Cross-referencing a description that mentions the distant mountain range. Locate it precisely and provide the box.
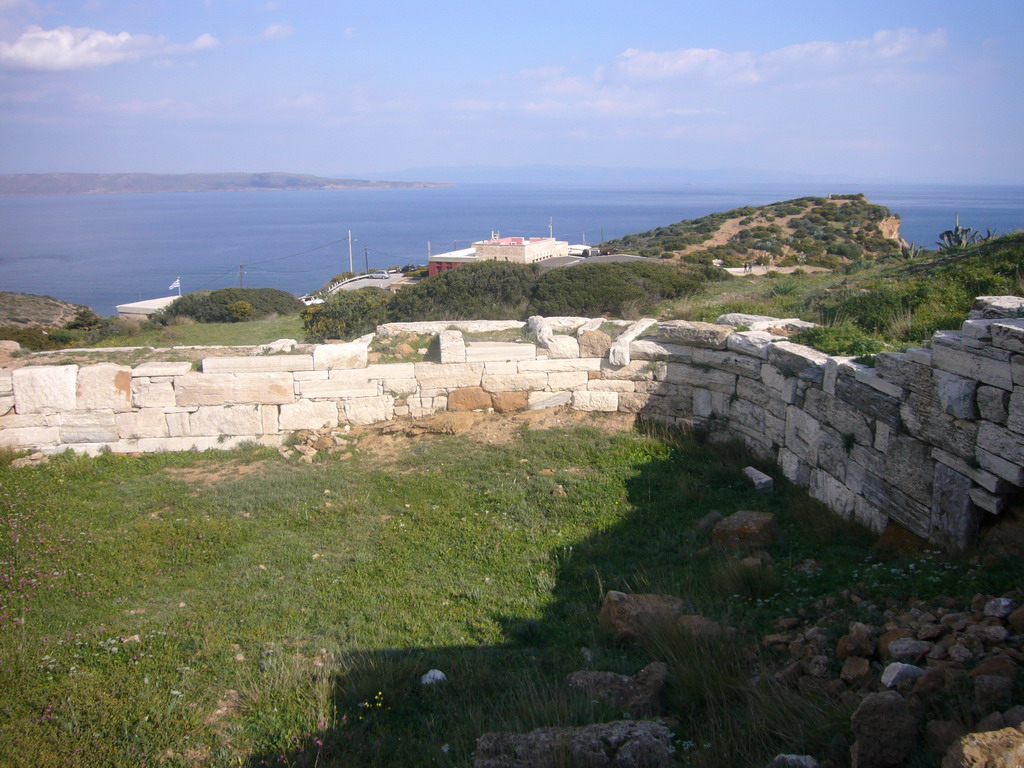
[369,164,891,186]
[0,172,451,195]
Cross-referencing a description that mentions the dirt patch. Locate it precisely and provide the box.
[352,408,635,465]
[165,460,271,489]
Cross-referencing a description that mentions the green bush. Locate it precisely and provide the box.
[389,261,539,321]
[301,287,394,342]
[791,324,886,357]
[159,288,302,324]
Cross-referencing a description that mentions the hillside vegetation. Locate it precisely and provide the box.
[302,260,723,341]
[601,193,901,268]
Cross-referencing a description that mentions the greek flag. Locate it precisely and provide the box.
[169,277,181,290]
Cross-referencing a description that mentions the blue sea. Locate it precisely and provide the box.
[1,183,1022,317]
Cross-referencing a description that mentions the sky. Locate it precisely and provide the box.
[0,0,1022,184]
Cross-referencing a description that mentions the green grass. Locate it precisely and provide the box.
[1,424,1019,767]
[92,314,304,348]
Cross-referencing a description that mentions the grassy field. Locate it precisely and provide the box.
[1,421,1019,767]
[93,315,305,348]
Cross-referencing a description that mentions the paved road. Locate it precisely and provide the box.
[336,273,408,291]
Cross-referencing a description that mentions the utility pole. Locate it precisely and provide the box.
[348,230,353,275]
[364,246,369,274]
[238,264,245,288]
[549,216,553,239]
[427,241,432,260]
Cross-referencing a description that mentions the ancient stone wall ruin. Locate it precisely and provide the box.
[3,298,1024,551]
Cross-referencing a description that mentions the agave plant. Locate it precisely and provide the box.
[899,241,924,261]
[937,215,979,250]
[936,215,994,251]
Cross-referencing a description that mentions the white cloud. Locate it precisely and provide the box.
[260,23,294,41]
[0,25,220,71]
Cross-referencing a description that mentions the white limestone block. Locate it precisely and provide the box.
[76,364,133,412]
[382,378,418,395]
[608,318,658,366]
[542,335,580,359]
[481,372,548,392]
[438,330,466,364]
[725,331,776,360]
[202,355,313,373]
[767,342,830,382]
[313,335,372,370]
[295,380,379,399]
[131,362,193,377]
[116,408,170,439]
[365,363,417,379]
[190,405,262,436]
[414,363,484,389]
[0,395,12,416]
[13,365,78,414]
[61,410,118,443]
[175,372,294,406]
[628,340,694,362]
[518,358,602,373]
[131,378,176,408]
[0,370,13,395]
[587,379,635,392]
[0,426,61,450]
[342,395,394,425]
[547,371,589,390]
[464,342,536,362]
[572,390,618,412]
[528,391,572,410]
[261,405,279,435]
[934,371,978,419]
[279,399,339,431]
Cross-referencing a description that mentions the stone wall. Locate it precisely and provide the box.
[3,298,1024,551]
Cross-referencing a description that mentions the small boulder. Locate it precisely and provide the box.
[838,622,877,659]
[942,726,1024,768]
[881,662,926,688]
[983,598,1017,619]
[878,628,915,660]
[598,591,689,641]
[712,510,780,549]
[841,656,873,688]
[850,691,916,768]
[565,662,668,716]
[886,637,933,663]
[473,720,675,768]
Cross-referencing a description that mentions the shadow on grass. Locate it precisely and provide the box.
[244,422,870,768]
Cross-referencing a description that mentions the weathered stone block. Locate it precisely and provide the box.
[131,378,176,408]
[313,338,370,370]
[779,447,812,486]
[803,388,873,447]
[861,471,932,539]
[692,347,762,378]
[116,408,169,439]
[165,411,190,437]
[13,365,78,414]
[900,393,977,459]
[437,330,466,363]
[990,318,1024,353]
[587,379,635,392]
[61,410,118,443]
[261,405,278,434]
[519,358,602,373]
[835,371,902,426]
[131,362,192,377]
[785,406,821,464]
[725,331,776,360]
[977,385,1010,423]
[761,364,799,403]
[190,404,262,436]
[447,387,492,411]
[767,342,830,382]
[608,318,658,365]
[712,511,780,548]
[481,372,548,393]
[931,447,1011,494]
[874,353,934,396]
[342,395,394,425]
[931,462,982,551]
[598,359,656,380]
[0,371,13,396]
[464,342,536,363]
[853,366,905,398]
[736,377,787,419]
[542,335,580,359]
[809,468,857,519]
[577,330,611,358]
[572,390,618,412]
[656,320,732,349]
[546,371,589,390]
[969,487,1008,514]
[661,362,736,394]
[202,355,313,373]
[617,392,652,413]
[293,379,377,399]
[77,364,133,412]
[932,339,1012,390]
[492,391,528,413]
[414,363,483,389]
[175,372,294,406]
[628,339,694,362]
[528,391,571,410]
[934,371,978,419]
[381,378,418,395]
[0,425,60,449]
[279,399,338,431]
[885,434,934,505]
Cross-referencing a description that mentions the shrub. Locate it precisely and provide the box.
[301,288,394,342]
[529,261,701,317]
[227,301,256,322]
[159,288,302,324]
[791,324,886,357]
[389,261,539,321]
